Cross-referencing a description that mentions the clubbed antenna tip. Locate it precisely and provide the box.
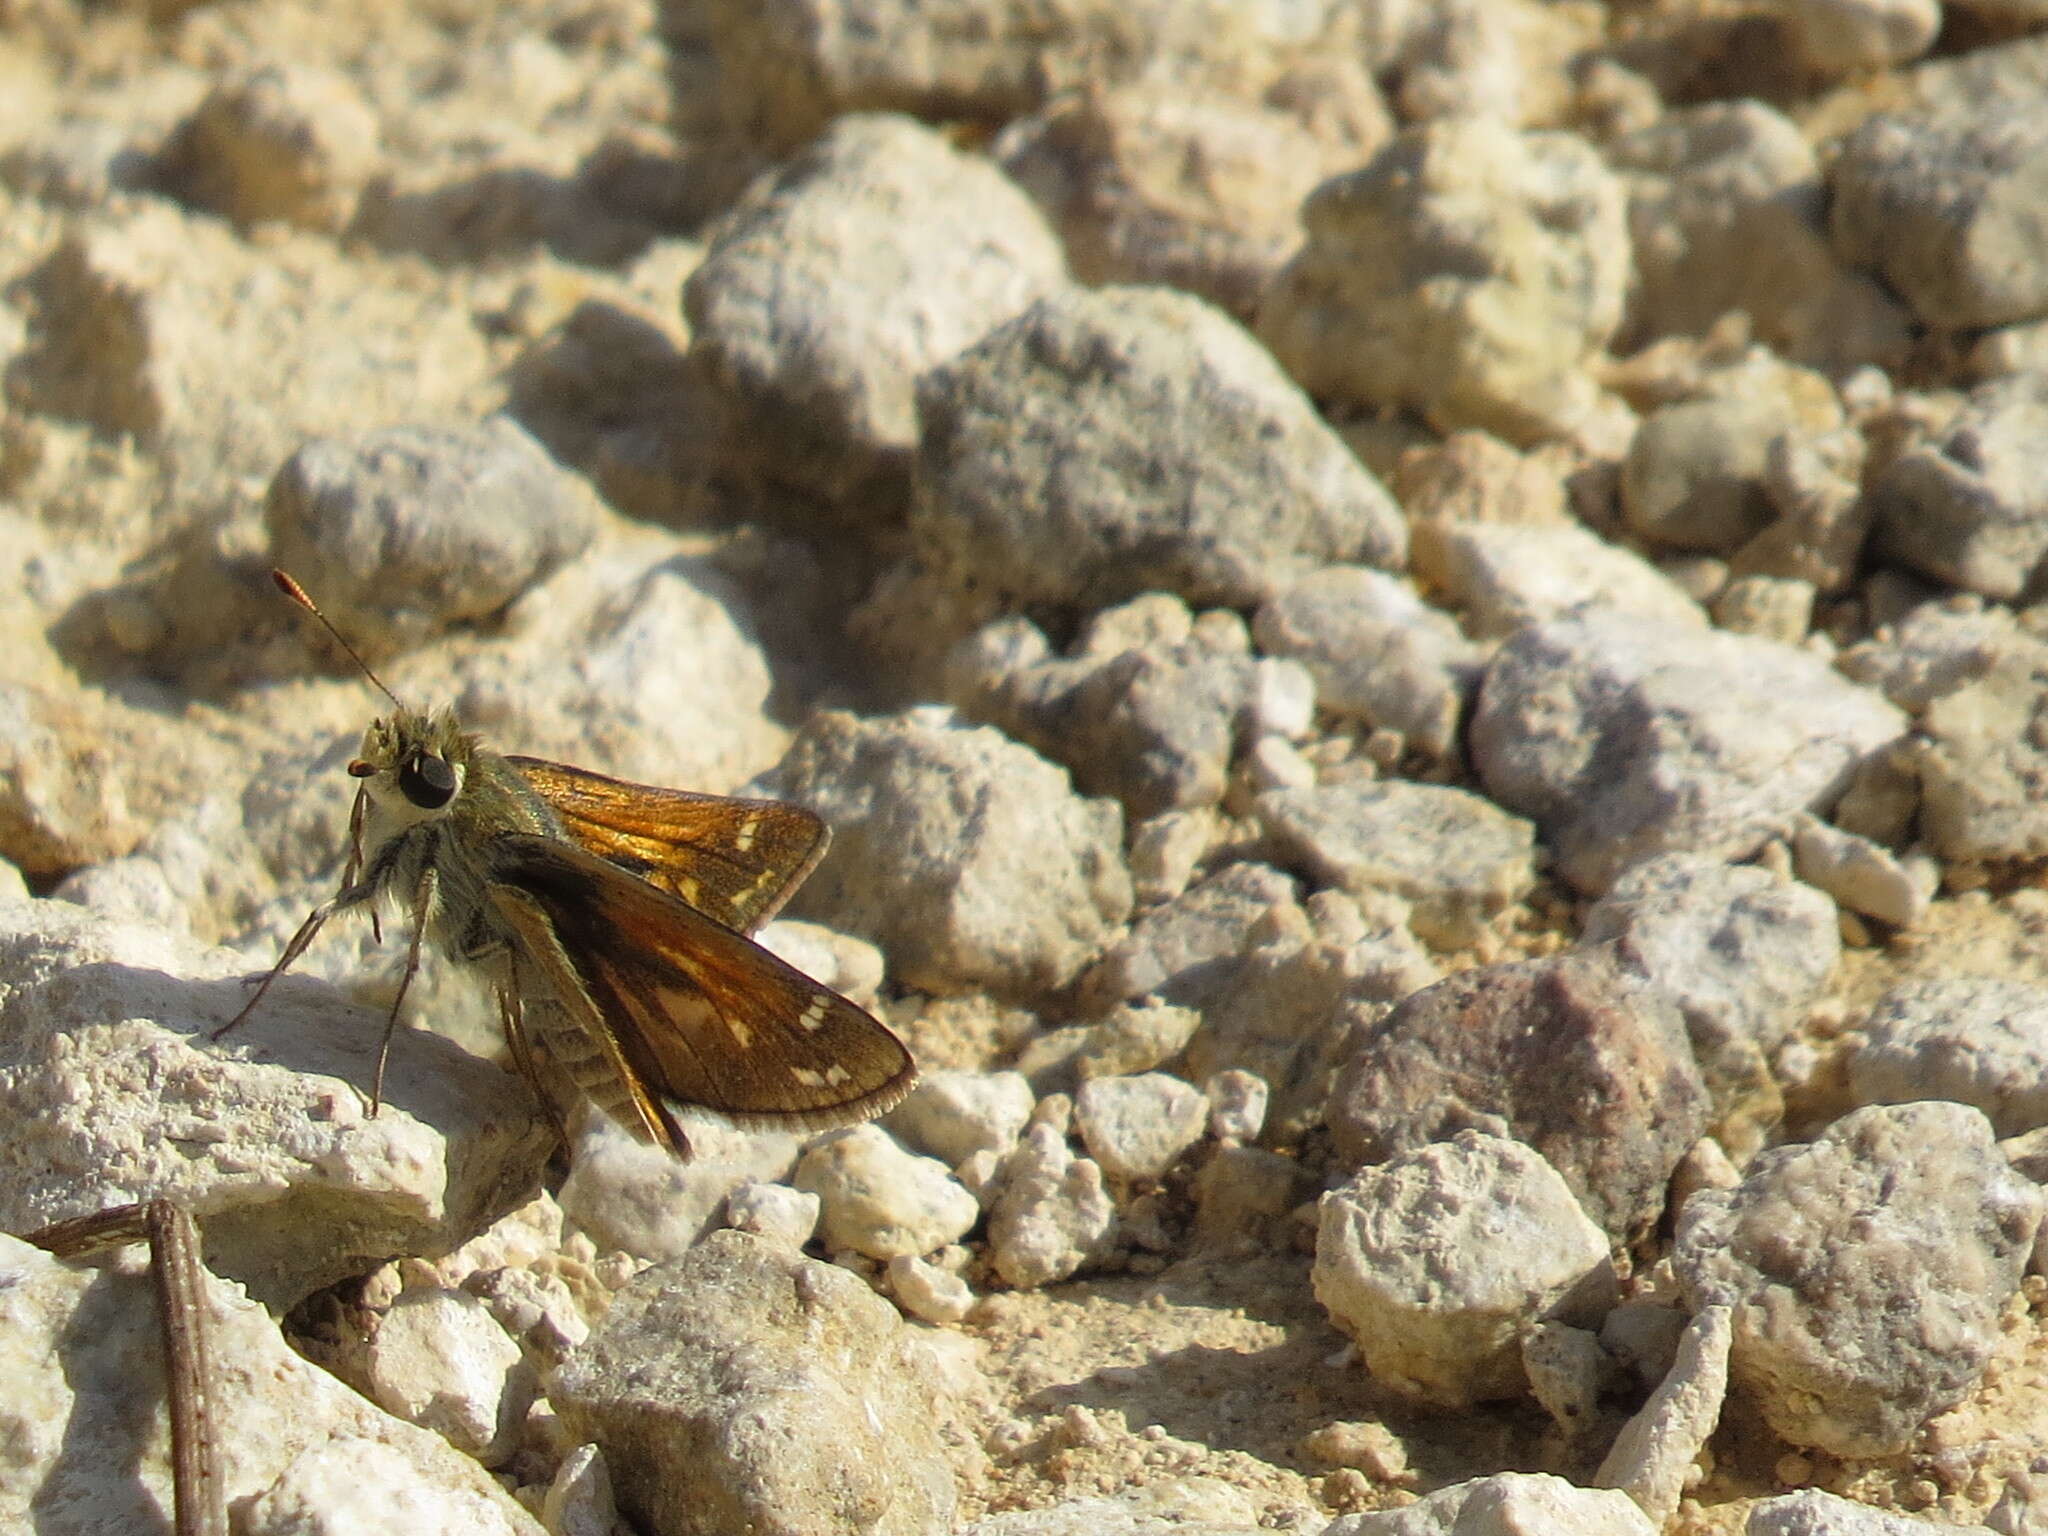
[273,569,317,609]
[270,567,403,710]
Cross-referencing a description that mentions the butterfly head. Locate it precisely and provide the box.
[350,707,474,822]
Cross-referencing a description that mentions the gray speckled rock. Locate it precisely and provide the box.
[1184,891,1438,1146]
[886,1069,1035,1167]
[793,1124,979,1260]
[945,596,1305,819]
[550,1229,955,1536]
[1674,1101,2041,1456]
[724,1181,822,1251]
[133,415,602,692]
[1870,372,2048,601]
[1254,780,1537,949]
[1850,977,2048,1136]
[1073,1072,1209,1183]
[1917,625,2048,861]
[683,113,1065,509]
[762,707,1131,998]
[986,1121,1116,1288]
[1035,999,1204,1089]
[1834,597,2021,715]
[443,529,790,794]
[1411,518,1706,640]
[361,1286,532,1464]
[1746,1489,1985,1535]
[1315,1132,1616,1408]
[1520,1320,1613,1435]
[1321,1471,1655,1536]
[1080,861,1299,1014]
[1582,854,1838,1158]
[1605,99,1908,372]
[1623,395,1794,556]
[1252,567,1479,760]
[995,77,1388,318]
[1124,806,1222,906]
[1831,104,2048,331]
[1471,611,1906,894]
[553,1108,801,1268]
[913,284,1405,613]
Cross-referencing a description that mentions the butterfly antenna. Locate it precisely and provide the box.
[271,569,404,710]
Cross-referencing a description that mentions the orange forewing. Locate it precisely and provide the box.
[508,756,826,934]
[485,833,916,1142]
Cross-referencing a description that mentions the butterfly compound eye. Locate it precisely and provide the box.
[398,752,458,809]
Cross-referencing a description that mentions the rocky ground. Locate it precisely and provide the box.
[6,0,2048,1533]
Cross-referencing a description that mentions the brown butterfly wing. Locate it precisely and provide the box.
[485,832,916,1135]
[486,902,684,1152]
[507,756,826,933]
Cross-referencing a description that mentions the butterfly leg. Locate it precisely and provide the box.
[211,881,376,1041]
[341,785,381,945]
[368,864,437,1118]
[498,979,572,1152]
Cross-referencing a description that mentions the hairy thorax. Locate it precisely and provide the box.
[359,745,562,963]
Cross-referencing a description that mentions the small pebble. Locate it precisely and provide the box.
[887,1253,977,1325]
[725,1181,822,1249]
[1205,1069,1270,1143]
[1073,1072,1211,1183]
[793,1125,980,1261]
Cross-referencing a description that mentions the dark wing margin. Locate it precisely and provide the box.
[484,832,916,1135]
[507,756,828,932]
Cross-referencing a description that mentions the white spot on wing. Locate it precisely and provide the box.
[653,986,718,1035]
[798,998,829,1034]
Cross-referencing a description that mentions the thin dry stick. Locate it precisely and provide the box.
[24,1200,226,1536]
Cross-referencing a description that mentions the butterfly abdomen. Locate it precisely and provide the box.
[516,976,666,1143]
